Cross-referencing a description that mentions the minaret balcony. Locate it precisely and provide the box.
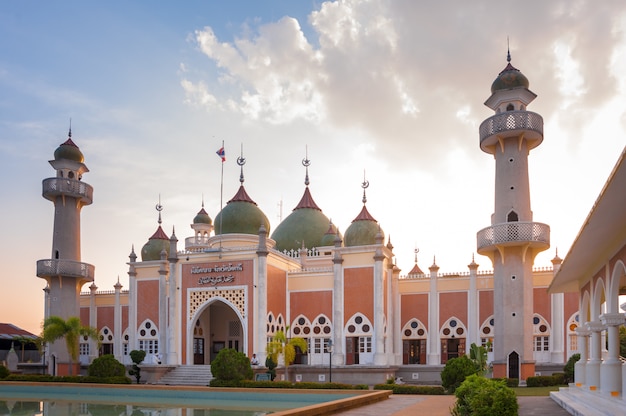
[477,221,550,254]
[37,259,95,281]
[184,236,210,250]
[42,178,93,205]
[479,111,543,153]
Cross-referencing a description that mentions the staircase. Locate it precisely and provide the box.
[155,365,213,386]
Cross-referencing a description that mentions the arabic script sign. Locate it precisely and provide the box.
[191,263,243,286]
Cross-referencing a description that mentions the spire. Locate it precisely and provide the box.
[238,143,246,185]
[507,36,511,63]
[303,145,310,187]
[156,195,163,225]
[361,170,369,205]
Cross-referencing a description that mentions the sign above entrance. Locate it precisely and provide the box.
[191,263,244,286]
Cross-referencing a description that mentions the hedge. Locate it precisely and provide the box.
[374,384,446,395]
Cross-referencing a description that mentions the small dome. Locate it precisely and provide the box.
[319,222,342,247]
[141,226,170,261]
[54,138,84,163]
[193,207,212,225]
[271,188,331,252]
[491,62,529,93]
[344,206,383,247]
[214,186,270,235]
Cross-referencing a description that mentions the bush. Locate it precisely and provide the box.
[88,354,126,378]
[374,384,446,395]
[441,356,478,393]
[265,355,277,381]
[0,365,9,379]
[564,353,580,383]
[526,373,566,387]
[452,374,518,416]
[3,374,130,384]
[210,348,253,381]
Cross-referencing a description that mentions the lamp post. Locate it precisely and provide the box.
[328,339,333,383]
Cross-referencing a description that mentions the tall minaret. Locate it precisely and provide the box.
[476,51,550,384]
[37,128,94,375]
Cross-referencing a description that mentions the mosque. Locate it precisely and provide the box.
[36,54,625,412]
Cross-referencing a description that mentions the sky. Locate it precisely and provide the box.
[1,0,625,335]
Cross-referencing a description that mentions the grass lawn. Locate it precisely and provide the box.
[512,385,564,396]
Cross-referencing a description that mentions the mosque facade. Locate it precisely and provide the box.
[40,58,582,385]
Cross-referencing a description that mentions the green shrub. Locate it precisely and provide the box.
[526,373,566,387]
[441,355,478,393]
[3,374,130,384]
[552,372,565,385]
[452,374,518,416]
[0,365,10,379]
[265,355,277,381]
[210,348,253,381]
[128,349,146,384]
[374,384,445,395]
[564,353,580,383]
[88,354,126,378]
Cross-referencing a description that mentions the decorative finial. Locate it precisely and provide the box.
[237,143,246,184]
[302,145,311,186]
[156,195,163,225]
[201,194,205,208]
[361,170,369,204]
[507,36,511,62]
[68,118,72,139]
[414,247,420,264]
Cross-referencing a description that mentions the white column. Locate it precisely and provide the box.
[467,259,479,351]
[113,280,122,361]
[158,250,168,362]
[167,232,179,365]
[385,260,394,364]
[550,293,565,363]
[127,249,137,360]
[600,313,625,396]
[256,225,269,364]
[585,321,604,390]
[373,245,386,365]
[574,328,590,386]
[391,264,402,365]
[332,237,345,366]
[89,283,98,363]
[427,261,440,364]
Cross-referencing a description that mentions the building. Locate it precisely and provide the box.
[549,147,626,413]
[40,57,581,386]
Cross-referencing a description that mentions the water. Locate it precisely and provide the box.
[0,384,356,415]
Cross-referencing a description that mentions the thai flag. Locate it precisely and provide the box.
[216,147,225,162]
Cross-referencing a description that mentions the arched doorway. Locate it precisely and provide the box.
[190,298,245,365]
[508,351,519,379]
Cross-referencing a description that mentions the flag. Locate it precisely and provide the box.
[216,147,225,162]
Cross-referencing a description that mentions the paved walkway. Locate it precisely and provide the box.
[332,395,571,415]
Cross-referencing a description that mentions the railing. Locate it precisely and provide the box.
[37,259,95,280]
[477,221,550,251]
[479,111,543,144]
[42,177,93,204]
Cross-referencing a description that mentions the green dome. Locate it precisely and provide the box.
[344,206,383,247]
[54,138,84,163]
[141,226,170,261]
[193,207,212,225]
[271,188,331,252]
[320,223,342,247]
[491,62,529,93]
[214,186,270,235]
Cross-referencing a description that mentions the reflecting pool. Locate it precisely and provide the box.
[0,383,364,415]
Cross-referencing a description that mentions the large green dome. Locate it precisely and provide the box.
[214,186,270,235]
[271,187,331,252]
[344,206,383,247]
[491,62,529,93]
[54,138,84,163]
[141,226,170,261]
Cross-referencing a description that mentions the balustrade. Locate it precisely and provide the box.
[36,259,95,280]
[477,221,550,251]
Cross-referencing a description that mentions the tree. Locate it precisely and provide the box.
[469,342,490,375]
[266,327,308,382]
[41,315,99,375]
[128,350,147,384]
[441,355,479,393]
[210,348,253,381]
[11,335,39,362]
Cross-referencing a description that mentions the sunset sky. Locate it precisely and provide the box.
[1,1,625,335]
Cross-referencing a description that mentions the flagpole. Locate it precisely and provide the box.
[219,139,224,258]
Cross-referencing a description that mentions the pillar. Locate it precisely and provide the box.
[600,313,625,396]
[585,321,604,391]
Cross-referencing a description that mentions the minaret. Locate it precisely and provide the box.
[476,51,550,384]
[37,128,94,375]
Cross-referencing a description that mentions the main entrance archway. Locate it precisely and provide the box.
[188,297,246,365]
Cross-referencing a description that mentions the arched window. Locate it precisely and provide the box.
[137,319,159,355]
[506,103,514,111]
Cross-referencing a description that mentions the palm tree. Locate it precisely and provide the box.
[266,327,307,382]
[42,316,99,375]
[11,335,39,362]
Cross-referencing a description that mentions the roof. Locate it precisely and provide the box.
[0,323,38,340]
[548,147,626,293]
